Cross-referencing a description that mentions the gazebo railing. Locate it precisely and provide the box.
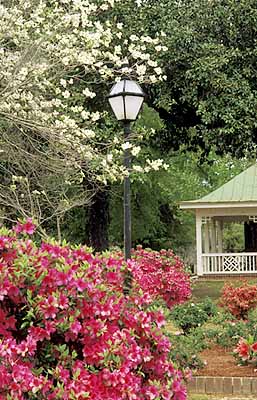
[202,253,257,274]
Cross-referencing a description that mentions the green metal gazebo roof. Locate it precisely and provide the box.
[181,163,257,208]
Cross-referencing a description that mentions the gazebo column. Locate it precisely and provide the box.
[217,220,223,253]
[196,213,203,275]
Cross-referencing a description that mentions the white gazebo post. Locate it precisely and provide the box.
[196,212,203,275]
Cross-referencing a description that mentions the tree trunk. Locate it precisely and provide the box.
[244,221,257,251]
[87,188,109,252]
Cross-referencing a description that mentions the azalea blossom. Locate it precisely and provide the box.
[0,222,189,399]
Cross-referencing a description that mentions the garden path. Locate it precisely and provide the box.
[195,344,256,377]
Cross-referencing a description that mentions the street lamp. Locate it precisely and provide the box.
[108,77,144,264]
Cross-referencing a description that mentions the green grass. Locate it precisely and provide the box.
[192,278,257,302]
[191,280,225,302]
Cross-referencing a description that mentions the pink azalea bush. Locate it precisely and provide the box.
[131,246,191,309]
[0,221,191,399]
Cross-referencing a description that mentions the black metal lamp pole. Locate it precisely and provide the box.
[123,121,133,295]
[123,121,132,261]
[107,75,144,294]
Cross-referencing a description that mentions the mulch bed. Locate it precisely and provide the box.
[194,344,257,377]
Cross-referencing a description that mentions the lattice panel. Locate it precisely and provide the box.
[249,216,257,223]
[201,216,211,224]
[223,256,240,272]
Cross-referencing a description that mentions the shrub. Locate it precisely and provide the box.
[131,246,191,309]
[216,320,250,348]
[200,297,217,317]
[220,282,257,319]
[205,310,255,348]
[247,307,257,333]
[168,328,207,371]
[170,302,209,334]
[0,221,188,400]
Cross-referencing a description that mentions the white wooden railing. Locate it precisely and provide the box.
[202,253,257,274]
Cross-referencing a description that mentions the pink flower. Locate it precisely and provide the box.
[234,338,251,360]
[252,342,257,352]
[22,218,36,234]
[70,321,82,335]
[172,379,187,400]
[144,384,159,399]
[59,293,69,309]
[13,218,36,235]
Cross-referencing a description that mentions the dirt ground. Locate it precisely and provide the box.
[194,344,257,377]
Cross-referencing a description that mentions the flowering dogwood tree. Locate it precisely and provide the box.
[0,220,189,399]
[0,0,167,230]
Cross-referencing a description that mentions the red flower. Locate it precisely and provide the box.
[252,342,257,352]
[235,338,250,360]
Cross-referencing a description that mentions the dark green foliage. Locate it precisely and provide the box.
[56,207,88,245]
[200,297,218,317]
[132,0,257,158]
[216,320,250,348]
[244,308,257,340]
[170,299,217,333]
[169,328,206,370]
[205,311,252,348]
[223,223,245,252]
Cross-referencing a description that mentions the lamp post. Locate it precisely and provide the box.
[108,77,144,265]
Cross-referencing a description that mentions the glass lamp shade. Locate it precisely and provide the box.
[108,79,144,121]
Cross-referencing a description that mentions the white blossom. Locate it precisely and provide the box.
[91,111,100,121]
[62,90,70,98]
[81,129,95,138]
[81,110,90,120]
[155,45,162,52]
[121,142,132,151]
[131,146,141,156]
[133,165,143,172]
[60,79,67,87]
[154,67,162,75]
[82,88,96,98]
[136,65,147,76]
[0,0,168,226]
[130,34,139,42]
[149,75,158,83]
[148,60,158,67]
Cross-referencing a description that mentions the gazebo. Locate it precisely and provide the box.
[180,163,257,276]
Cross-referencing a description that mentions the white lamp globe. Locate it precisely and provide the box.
[108,78,144,121]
